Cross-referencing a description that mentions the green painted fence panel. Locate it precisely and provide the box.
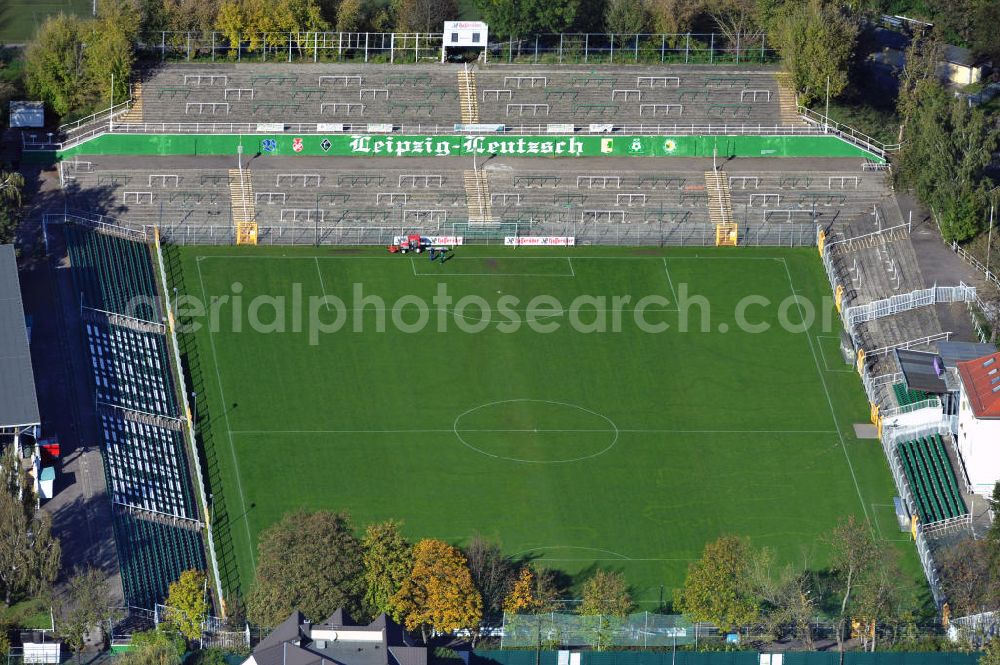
[472,652,979,665]
[58,133,881,161]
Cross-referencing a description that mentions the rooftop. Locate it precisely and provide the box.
[0,245,40,430]
[957,352,1000,420]
[247,609,425,665]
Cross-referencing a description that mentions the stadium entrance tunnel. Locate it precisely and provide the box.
[452,399,619,463]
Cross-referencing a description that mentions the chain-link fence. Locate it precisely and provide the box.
[501,612,698,649]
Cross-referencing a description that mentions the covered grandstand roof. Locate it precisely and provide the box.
[938,341,998,368]
[0,245,39,429]
[894,349,947,394]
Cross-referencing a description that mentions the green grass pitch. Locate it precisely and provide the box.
[0,0,93,42]
[168,245,923,606]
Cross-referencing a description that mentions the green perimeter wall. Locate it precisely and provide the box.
[55,133,881,160]
[471,651,978,665]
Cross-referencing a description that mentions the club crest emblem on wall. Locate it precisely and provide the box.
[292,138,304,153]
[321,138,332,152]
[261,139,277,153]
[663,139,677,154]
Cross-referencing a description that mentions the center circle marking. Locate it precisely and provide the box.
[452,399,619,463]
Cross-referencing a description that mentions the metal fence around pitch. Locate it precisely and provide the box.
[146,221,818,247]
[138,31,776,65]
[500,612,698,649]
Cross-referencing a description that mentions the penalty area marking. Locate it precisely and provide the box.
[511,545,694,563]
[410,256,576,277]
[780,258,869,524]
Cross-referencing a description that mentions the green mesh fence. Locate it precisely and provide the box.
[501,612,697,649]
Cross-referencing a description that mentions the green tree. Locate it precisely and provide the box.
[335,0,365,31]
[390,539,482,643]
[477,0,579,38]
[86,3,137,106]
[675,535,765,631]
[396,0,455,32]
[55,567,117,661]
[0,450,60,604]
[25,14,90,117]
[164,570,209,642]
[770,0,858,105]
[0,170,25,245]
[894,82,997,242]
[120,630,185,665]
[246,510,365,627]
[579,570,632,617]
[982,639,1000,665]
[361,520,412,619]
[603,0,648,34]
[577,569,632,650]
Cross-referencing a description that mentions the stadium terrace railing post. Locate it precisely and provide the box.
[709,33,714,63]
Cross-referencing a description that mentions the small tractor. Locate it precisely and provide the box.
[388,234,427,253]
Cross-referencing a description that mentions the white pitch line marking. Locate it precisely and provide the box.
[780,258,869,523]
[196,260,257,571]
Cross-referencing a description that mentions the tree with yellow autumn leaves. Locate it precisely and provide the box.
[390,539,483,642]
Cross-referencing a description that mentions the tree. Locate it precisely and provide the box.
[164,570,209,642]
[647,0,704,35]
[675,535,764,631]
[335,0,365,31]
[25,14,90,117]
[362,520,412,620]
[390,539,482,642]
[604,0,648,34]
[0,451,60,604]
[130,628,186,658]
[577,570,632,651]
[503,567,543,614]
[705,0,761,56]
[769,0,858,105]
[579,570,632,617]
[464,535,516,620]
[55,567,117,661]
[0,170,25,245]
[86,5,137,107]
[477,0,579,39]
[827,516,904,653]
[119,630,185,665]
[939,539,999,617]
[397,0,455,32]
[894,82,998,242]
[759,567,816,646]
[982,639,1000,665]
[246,510,365,627]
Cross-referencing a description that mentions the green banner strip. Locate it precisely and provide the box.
[56,133,882,161]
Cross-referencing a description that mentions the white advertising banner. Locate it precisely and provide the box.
[504,236,576,246]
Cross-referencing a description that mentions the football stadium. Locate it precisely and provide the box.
[30,34,988,619]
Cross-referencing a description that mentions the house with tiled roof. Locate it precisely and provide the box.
[956,352,1000,494]
[243,609,426,665]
